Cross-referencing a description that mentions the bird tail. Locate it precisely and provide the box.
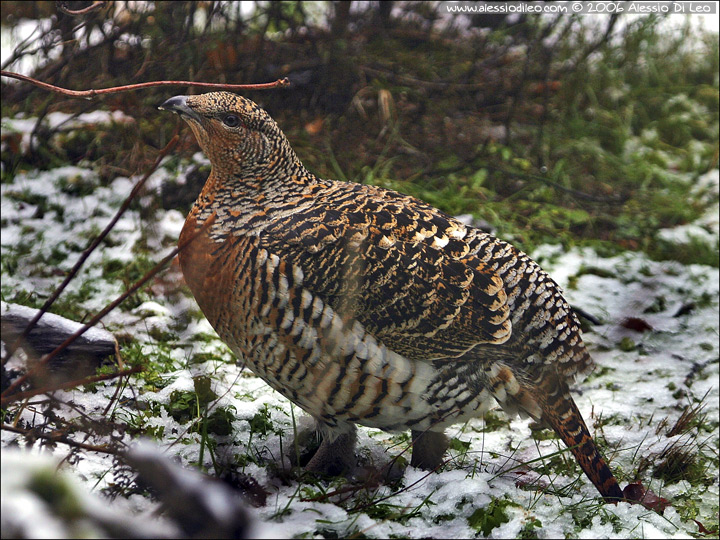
[538,377,624,501]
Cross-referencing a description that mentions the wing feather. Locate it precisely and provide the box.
[258,182,511,361]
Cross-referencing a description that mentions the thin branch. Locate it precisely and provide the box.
[347,465,443,513]
[101,341,127,417]
[1,20,58,71]
[56,1,107,16]
[1,215,217,404]
[2,366,144,405]
[2,134,180,366]
[0,70,290,99]
[483,164,626,204]
[1,423,121,455]
[556,15,619,75]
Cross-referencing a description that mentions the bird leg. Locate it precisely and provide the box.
[304,427,357,476]
[410,429,449,470]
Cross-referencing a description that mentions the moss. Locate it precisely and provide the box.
[619,337,636,352]
[28,469,84,519]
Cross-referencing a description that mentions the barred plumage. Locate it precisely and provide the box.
[160,92,623,500]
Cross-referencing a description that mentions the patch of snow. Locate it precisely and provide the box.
[2,111,134,155]
[1,301,115,343]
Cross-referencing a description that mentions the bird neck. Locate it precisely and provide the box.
[191,157,323,236]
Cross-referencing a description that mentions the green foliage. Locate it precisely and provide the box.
[477,411,511,432]
[120,340,180,392]
[248,406,275,437]
[166,390,198,424]
[448,437,471,453]
[618,337,637,352]
[193,375,217,405]
[467,497,519,535]
[363,495,436,524]
[530,427,558,442]
[204,407,236,437]
[519,517,543,539]
[649,237,720,267]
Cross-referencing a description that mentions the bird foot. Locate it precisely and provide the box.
[304,430,357,477]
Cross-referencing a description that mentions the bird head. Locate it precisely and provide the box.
[159,92,292,174]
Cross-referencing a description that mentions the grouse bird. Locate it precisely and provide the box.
[160,92,623,501]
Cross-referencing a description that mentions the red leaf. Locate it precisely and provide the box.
[622,482,671,513]
[693,519,718,535]
[621,317,653,332]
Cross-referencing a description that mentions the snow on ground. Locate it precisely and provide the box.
[1,113,718,538]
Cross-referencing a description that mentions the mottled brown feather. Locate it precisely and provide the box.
[161,91,623,501]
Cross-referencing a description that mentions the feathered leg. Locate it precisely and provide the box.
[305,425,357,476]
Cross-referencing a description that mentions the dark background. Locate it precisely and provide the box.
[2,1,718,263]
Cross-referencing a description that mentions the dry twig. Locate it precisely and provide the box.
[1,70,290,99]
[55,1,107,16]
[2,365,143,404]
[2,422,121,455]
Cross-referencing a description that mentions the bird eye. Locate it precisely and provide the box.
[223,114,240,127]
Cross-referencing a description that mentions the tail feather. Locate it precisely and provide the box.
[539,380,623,501]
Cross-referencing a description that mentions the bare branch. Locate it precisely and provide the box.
[1,366,143,405]
[56,1,107,16]
[0,70,290,99]
[1,423,121,455]
[556,15,619,74]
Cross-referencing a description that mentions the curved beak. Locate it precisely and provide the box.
[158,95,201,123]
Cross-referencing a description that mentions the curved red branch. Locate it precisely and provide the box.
[0,70,290,99]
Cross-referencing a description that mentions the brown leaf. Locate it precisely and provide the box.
[693,519,717,536]
[621,317,653,332]
[528,81,561,94]
[304,117,324,135]
[622,482,671,513]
